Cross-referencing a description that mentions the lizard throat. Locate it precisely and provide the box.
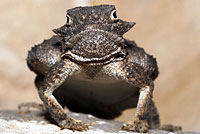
[63,47,124,65]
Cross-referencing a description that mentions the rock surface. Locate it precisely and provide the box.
[0,110,198,134]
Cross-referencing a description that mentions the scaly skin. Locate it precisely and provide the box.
[24,4,180,132]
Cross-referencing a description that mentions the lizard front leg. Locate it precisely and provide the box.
[103,61,154,133]
[121,84,153,132]
[38,58,88,131]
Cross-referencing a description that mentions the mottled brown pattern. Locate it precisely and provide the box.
[26,5,180,132]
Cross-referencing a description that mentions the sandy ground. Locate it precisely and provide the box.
[0,0,199,131]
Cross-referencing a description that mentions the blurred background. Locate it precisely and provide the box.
[0,0,199,131]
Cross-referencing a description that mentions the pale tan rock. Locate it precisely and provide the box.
[0,110,190,134]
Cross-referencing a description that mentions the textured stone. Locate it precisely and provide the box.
[0,110,198,134]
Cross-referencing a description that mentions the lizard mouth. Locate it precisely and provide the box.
[63,28,125,65]
[63,46,125,65]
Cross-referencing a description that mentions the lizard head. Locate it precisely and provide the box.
[53,5,135,65]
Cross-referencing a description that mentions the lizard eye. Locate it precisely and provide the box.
[66,14,72,25]
[110,9,118,22]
